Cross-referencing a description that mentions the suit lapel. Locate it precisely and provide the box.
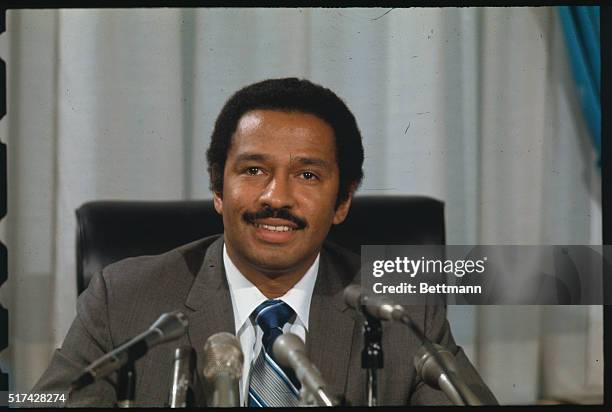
[306,248,357,398]
[183,236,235,373]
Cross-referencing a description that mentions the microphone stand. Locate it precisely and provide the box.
[361,310,383,407]
[116,361,136,408]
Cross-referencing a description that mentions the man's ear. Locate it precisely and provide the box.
[332,184,357,225]
[213,191,223,215]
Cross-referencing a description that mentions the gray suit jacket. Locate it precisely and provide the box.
[30,235,497,406]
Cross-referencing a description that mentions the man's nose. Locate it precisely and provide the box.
[258,175,295,209]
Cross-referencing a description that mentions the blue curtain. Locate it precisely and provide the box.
[558,6,601,168]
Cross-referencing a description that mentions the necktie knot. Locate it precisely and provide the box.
[252,300,295,335]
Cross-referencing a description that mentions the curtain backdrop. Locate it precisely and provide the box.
[0,7,602,404]
[558,6,600,164]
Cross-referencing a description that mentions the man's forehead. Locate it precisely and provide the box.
[230,110,336,155]
[235,110,264,132]
[235,109,332,133]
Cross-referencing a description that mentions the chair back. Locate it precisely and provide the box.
[76,196,445,294]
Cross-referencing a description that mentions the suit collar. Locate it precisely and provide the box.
[223,243,320,334]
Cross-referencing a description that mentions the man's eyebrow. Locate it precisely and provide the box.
[234,153,270,163]
[234,153,331,168]
[290,156,331,168]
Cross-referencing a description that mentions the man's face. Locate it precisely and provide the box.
[213,109,352,276]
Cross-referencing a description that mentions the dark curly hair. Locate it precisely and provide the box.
[206,78,364,206]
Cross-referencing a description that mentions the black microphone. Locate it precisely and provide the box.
[344,285,484,406]
[201,332,243,407]
[344,284,407,321]
[344,284,432,343]
[168,346,195,408]
[272,333,336,407]
[71,311,189,391]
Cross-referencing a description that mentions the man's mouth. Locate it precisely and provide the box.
[253,223,296,232]
[247,218,302,244]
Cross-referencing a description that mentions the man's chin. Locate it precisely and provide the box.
[249,257,303,275]
[246,250,317,276]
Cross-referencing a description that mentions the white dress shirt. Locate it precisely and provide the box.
[222,243,320,406]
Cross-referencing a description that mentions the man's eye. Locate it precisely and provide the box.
[301,172,318,180]
[245,167,262,175]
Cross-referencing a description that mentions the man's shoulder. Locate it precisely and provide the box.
[77,235,223,343]
[107,234,220,267]
[94,234,222,305]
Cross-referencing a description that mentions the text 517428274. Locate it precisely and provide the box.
[5,391,67,407]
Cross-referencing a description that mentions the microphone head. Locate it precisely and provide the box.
[343,285,399,321]
[368,297,399,321]
[272,333,305,368]
[202,332,243,380]
[149,311,189,344]
[414,343,457,389]
[343,284,363,309]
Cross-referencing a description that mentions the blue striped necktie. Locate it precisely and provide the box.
[248,300,301,407]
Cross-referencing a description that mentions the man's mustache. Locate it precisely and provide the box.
[242,207,307,230]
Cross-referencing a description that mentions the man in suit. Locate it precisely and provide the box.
[29,78,497,406]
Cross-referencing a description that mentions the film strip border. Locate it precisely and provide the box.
[0,8,7,393]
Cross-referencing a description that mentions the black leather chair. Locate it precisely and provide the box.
[75,196,445,295]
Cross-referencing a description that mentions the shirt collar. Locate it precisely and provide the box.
[223,243,319,334]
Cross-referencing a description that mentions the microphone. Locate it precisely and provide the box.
[344,284,407,322]
[344,285,484,406]
[71,311,189,391]
[344,284,431,343]
[202,332,243,407]
[168,346,195,408]
[414,344,482,405]
[272,333,336,407]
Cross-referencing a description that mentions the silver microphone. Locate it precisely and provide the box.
[415,343,463,404]
[272,333,336,407]
[168,346,195,408]
[414,342,483,405]
[202,332,243,407]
